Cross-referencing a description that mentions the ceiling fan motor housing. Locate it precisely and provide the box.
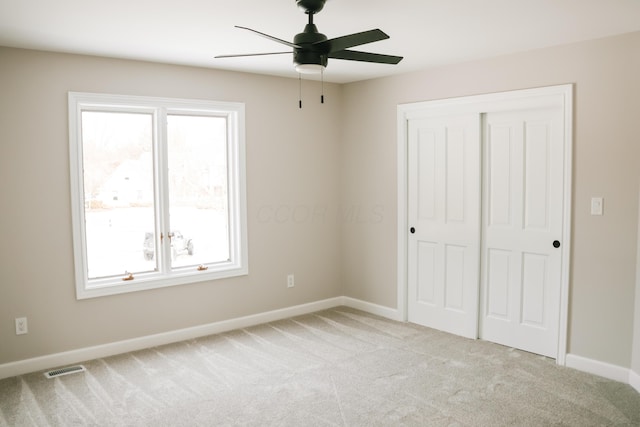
[296,0,326,14]
[293,24,328,67]
[293,49,327,68]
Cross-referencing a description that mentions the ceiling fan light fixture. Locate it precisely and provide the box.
[295,63,325,74]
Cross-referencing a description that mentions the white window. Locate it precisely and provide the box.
[68,92,247,299]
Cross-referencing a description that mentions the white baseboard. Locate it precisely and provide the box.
[630,369,640,393]
[0,297,347,380]
[0,297,402,381]
[565,353,630,383]
[9,298,636,393]
[342,296,402,321]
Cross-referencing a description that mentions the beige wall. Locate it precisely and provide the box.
[341,32,640,368]
[2,31,640,372]
[0,47,343,364]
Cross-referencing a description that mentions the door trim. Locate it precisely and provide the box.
[397,84,573,365]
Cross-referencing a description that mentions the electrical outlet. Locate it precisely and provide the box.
[15,317,28,335]
[287,274,295,288]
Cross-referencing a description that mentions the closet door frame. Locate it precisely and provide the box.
[397,84,573,365]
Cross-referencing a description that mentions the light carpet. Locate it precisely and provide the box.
[1,307,639,426]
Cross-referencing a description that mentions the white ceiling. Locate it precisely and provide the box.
[2,0,640,84]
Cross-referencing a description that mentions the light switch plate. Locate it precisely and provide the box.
[591,197,603,216]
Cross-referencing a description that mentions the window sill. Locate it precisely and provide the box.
[76,264,248,300]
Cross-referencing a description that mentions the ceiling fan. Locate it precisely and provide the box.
[215,0,403,74]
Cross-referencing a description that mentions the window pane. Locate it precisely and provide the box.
[81,111,156,279]
[167,114,230,268]
[70,93,247,299]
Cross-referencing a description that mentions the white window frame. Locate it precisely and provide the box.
[68,92,248,299]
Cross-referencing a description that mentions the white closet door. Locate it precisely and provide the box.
[480,107,564,358]
[407,114,481,339]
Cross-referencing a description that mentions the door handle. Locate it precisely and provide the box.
[553,240,561,248]
[410,227,416,234]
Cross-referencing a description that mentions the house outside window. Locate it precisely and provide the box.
[68,92,247,299]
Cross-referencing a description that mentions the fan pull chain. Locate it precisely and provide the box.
[321,67,325,104]
[298,73,302,109]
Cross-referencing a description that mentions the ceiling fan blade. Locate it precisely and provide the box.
[314,29,389,53]
[235,26,301,49]
[215,51,292,59]
[328,49,403,64]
